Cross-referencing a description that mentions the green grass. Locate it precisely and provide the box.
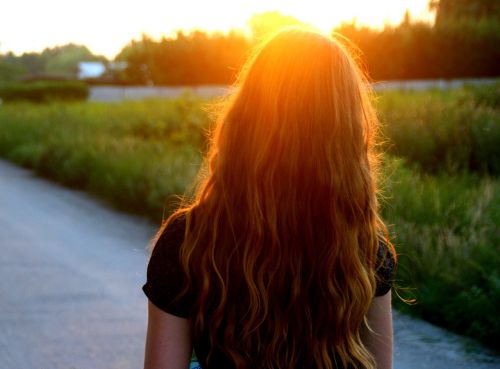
[0,89,498,350]
[0,97,209,218]
[377,83,500,175]
[382,158,499,347]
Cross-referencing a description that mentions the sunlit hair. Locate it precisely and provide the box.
[162,27,395,369]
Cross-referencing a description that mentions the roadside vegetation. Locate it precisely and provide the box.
[0,80,89,103]
[0,86,498,350]
[377,83,500,175]
[0,97,207,217]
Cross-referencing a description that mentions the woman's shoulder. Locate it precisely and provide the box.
[146,213,188,281]
[153,213,188,253]
[374,237,397,297]
[143,212,191,318]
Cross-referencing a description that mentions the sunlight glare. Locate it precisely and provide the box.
[0,0,432,57]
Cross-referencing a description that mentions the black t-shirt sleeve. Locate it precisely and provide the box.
[374,238,397,297]
[142,216,192,318]
[143,217,396,314]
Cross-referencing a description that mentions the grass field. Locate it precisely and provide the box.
[382,159,499,346]
[0,87,498,349]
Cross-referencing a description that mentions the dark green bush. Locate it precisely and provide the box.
[0,80,89,103]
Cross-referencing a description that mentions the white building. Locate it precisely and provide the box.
[77,62,106,79]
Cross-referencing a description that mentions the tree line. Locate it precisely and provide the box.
[1,0,499,85]
[0,44,105,83]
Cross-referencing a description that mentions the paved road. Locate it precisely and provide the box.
[88,78,499,102]
[0,159,498,369]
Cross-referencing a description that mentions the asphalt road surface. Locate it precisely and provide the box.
[0,159,498,369]
[88,78,499,102]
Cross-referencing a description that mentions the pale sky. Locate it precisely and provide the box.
[1,0,433,59]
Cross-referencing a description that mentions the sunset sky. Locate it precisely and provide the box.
[1,0,433,59]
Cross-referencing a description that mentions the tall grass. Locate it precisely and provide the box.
[377,83,500,175]
[0,97,208,218]
[0,88,498,349]
[382,158,499,347]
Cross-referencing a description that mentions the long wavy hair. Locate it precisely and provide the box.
[162,27,394,369]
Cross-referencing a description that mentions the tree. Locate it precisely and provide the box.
[116,31,249,86]
[0,44,106,82]
[429,0,500,24]
[42,44,104,77]
[0,52,26,82]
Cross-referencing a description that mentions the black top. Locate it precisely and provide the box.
[142,216,396,368]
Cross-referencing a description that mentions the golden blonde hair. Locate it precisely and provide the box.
[163,27,394,369]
